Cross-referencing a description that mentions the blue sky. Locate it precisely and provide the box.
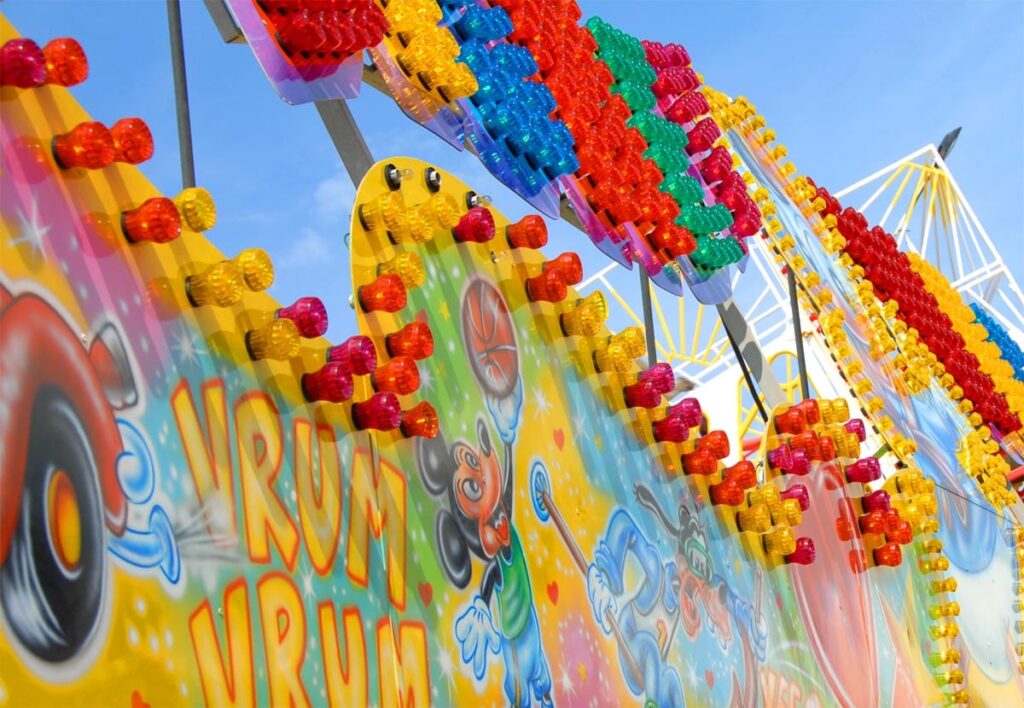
[5,0,1022,342]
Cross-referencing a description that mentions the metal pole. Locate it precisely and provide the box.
[167,0,197,188]
[638,269,657,365]
[787,268,810,400]
[315,100,375,184]
[724,318,768,422]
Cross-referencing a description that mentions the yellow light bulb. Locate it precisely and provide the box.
[928,648,961,667]
[928,577,957,595]
[921,538,943,554]
[231,248,274,291]
[419,192,461,229]
[771,498,802,527]
[562,292,608,337]
[737,504,772,533]
[379,252,426,290]
[361,191,407,233]
[174,187,217,231]
[919,556,950,574]
[186,261,245,308]
[748,485,780,509]
[928,622,959,640]
[936,669,964,687]
[928,601,960,620]
[246,319,300,361]
[763,527,796,555]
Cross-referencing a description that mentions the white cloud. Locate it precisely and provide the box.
[313,172,356,226]
[278,227,335,269]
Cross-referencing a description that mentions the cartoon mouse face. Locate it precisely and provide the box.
[418,418,511,589]
[452,422,510,557]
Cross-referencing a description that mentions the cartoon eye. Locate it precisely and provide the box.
[460,477,483,502]
[463,450,480,470]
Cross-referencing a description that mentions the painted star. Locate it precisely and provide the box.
[558,663,575,696]
[11,198,52,258]
[532,386,553,419]
[594,435,604,452]
[171,326,206,366]
[572,413,590,443]
[438,301,451,321]
[301,566,316,605]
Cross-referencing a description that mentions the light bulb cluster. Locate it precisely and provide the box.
[718,97,988,699]
[1,37,88,88]
[381,0,477,102]
[52,117,154,170]
[254,0,388,67]
[809,181,1020,436]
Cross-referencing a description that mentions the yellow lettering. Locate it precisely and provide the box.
[172,379,235,532]
[346,449,407,610]
[236,392,299,569]
[257,573,310,708]
[189,579,254,707]
[295,419,343,575]
[319,604,368,706]
[376,619,430,708]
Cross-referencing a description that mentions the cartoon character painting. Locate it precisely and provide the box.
[417,278,554,706]
[583,484,767,706]
[0,282,182,675]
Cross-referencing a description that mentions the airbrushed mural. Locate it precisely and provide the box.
[1,14,1022,708]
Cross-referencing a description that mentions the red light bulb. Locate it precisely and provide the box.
[52,121,115,169]
[781,484,810,511]
[400,402,439,439]
[789,431,822,461]
[665,398,702,428]
[709,478,744,506]
[788,449,810,475]
[767,444,792,471]
[888,519,913,545]
[453,207,496,243]
[623,380,661,409]
[327,335,377,375]
[359,274,407,313]
[724,461,757,489]
[386,322,434,360]
[696,430,729,459]
[525,268,568,303]
[844,418,866,442]
[859,510,887,535]
[652,415,689,443]
[873,542,902,568]
[543,252,583,285]
[1,38,46,88]
[638,363,674,395]
[845,457,881,484]
[43,38,88,87]
[372,356,420,396]
[301,363,353,403]
[861,490,891,513]
[506,215,548,249]
[110,117,154,165]
[792,399,821,425]
[785,537,816,565]
[121,197,182,244]
[775,407,807,435]
[351,392,401,431]
[277,297,328,338]
[682,449,717,476]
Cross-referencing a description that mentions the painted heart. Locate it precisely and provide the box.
[130,690,150,708]
[553,428,565,451]
[547,581,559,605]
[418,581,433,607]
[704,670,715,689]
